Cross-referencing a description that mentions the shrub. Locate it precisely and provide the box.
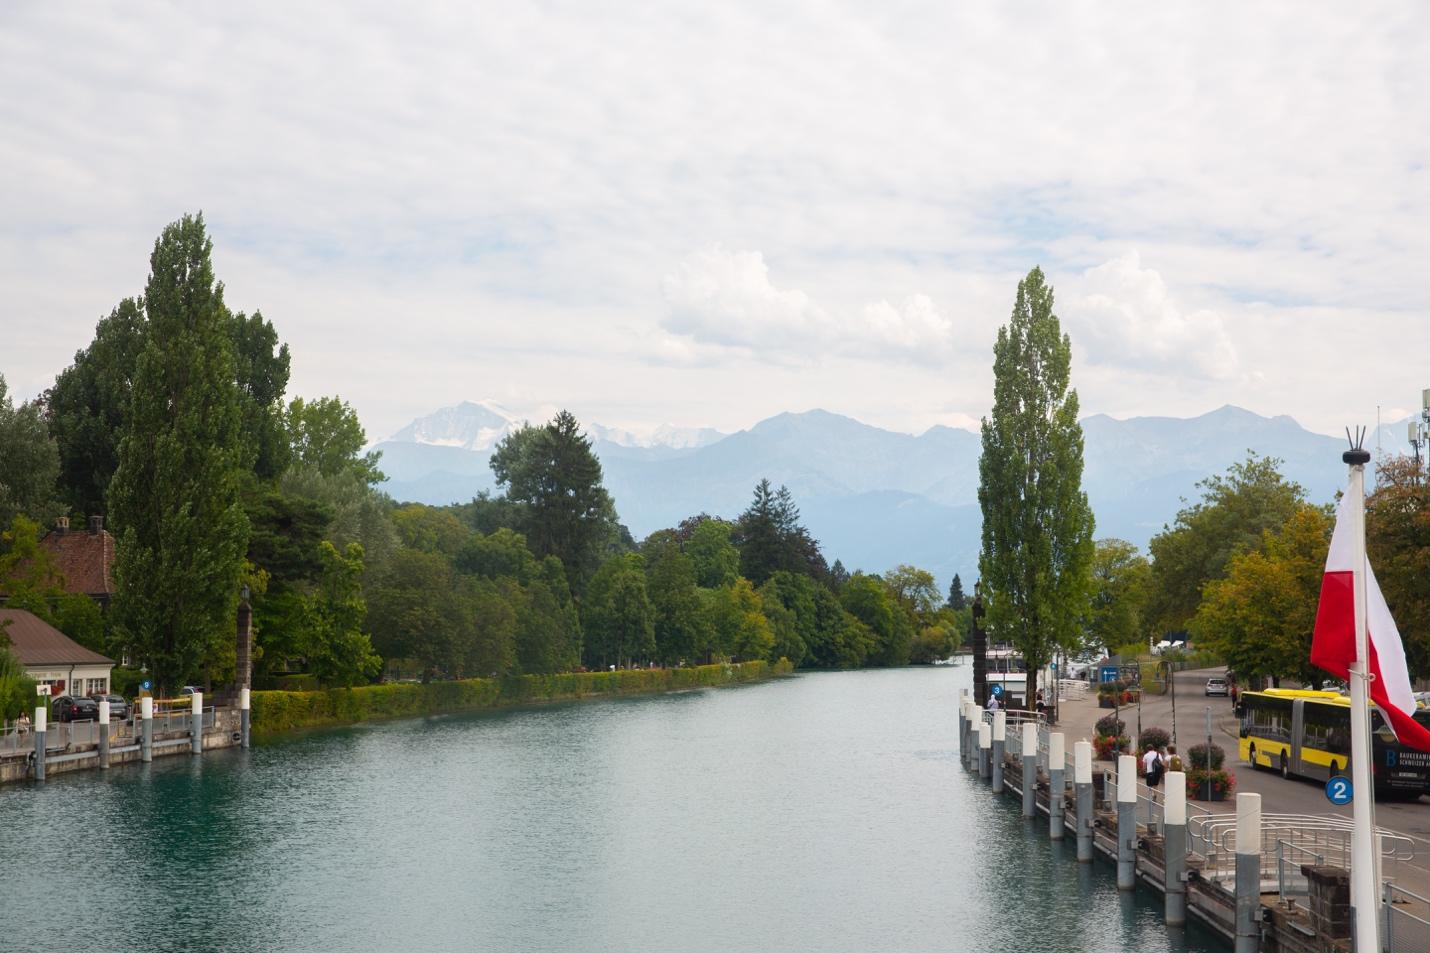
[1188,742,1225,770]
[1095,714,1126,738]
[1186,768,1236,800]
[1093,734,1131,760]
[1138,727,1171,752]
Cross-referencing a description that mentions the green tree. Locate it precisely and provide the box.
[841,572,911,666]
[367,549,464,679]
[230,310,292,480]
[0,375,61,529]
[1146,453,1305,634]
[685,517,740,588]
[0,637,37,722]
[1365,456,1430,676]
[286,395,384,485]
[392,504,471,558]
[107,213,251,692]
[643,533,709,664]
[703,577,775,662]
[582,553,655,668]
[45,297,146,514]
[978,266,1094,705]
[946,573,966,610]
[1086,539,1152,656]
[456,527,541,583]
[306,541,381,686]
[736,480,826,585]
[0,516,105,651]
[512,567,581,675]
[1190,505,1331,684]
[491,411,619,595]
[278,464,400,582]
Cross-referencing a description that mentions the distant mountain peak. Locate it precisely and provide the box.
[589,422,726,450]
[388,400,523,451]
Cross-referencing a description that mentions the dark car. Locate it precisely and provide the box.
[52,695,100,722]
[88,693,130,720]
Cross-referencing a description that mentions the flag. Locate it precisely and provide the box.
[1312,492,1430,751]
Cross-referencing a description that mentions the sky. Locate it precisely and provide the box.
[3,3,1428,443]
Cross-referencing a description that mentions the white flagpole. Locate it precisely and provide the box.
[1345,443,1380,953]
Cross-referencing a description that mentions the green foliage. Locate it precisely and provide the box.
[1146,453,1306,635]
[392,503,471,558]
[278,464,399,581]
[1095,714,1126,738]
[685,517,740,588]
[230,310,292,480]
[946,573,966,611]
[456,527,540,583]
[305,542,380,687]
[840,572,911,666]
[701,578,774,663]
[582,553,656,667]
[978,266,1094,701]
[0,636,37,721]
[491,410,619,595]
[286,395,384,485]
[0,516,105,651]
[1138,726,1171,752]
[1085,539,1151,655]
[1366,457,1430,677]
[108,213,251,692]
[1188,742,1226,770]
[1186,768,1236,800]
[736,480,826,585]
[0,375,61,530]
[643,533,710,665]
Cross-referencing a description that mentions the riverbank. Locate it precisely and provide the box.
[251,659,794,737]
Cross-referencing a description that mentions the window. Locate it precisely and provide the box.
[86,678,108,696]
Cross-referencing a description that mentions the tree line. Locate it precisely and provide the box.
[0,212,965,712]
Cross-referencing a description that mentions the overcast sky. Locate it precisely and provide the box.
[3,3,1428,442]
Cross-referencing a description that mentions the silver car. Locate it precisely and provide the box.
[1205,677,1229,697]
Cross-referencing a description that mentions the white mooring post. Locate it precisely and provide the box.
[1164,771,1187,926]
[1049,732,1066,840]
[1021,722,1037,817]
[1074,740,1093,862]
[140,696,153,763]
[33,705,46,781]
[1235,792,1262,953]
[1117,753,1137,891]
[98,699,111,770]
[240,687,251,750]
[978,718,992,780]
[991,709,1006,794]
[190,691,204,755]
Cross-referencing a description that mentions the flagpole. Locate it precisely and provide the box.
[1345,443,1380,953]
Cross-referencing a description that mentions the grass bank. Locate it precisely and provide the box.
[251,659,794,737]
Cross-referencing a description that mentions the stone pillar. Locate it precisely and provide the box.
[958,693,969,770]
[240,688,251,750]
[978,718,992,781]
[33,705,46,782]
[1049,732,1066,840]
[971,589,987,706]
[1235,793,1262,953]
[1021,722,1037,817]
[991,710,1006,794]
[141,696,153,763]
[236,593,253,691]
[1075,740,1094,862]
[190,691,204,755]
[1117,753,1138,891]
[98,699,111,770]
[1164,770,1187,926]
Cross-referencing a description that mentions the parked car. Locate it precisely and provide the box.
[88,693,130,720]
[52,695,100,722]
[179,686,200,696]
[1205,677,1229,697]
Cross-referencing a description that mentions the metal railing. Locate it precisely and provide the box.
[1384,883,1430,953]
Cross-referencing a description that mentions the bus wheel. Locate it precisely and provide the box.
[1329,761,1342,778]
[1248,745,1259,769]
[1280,753,1290,780]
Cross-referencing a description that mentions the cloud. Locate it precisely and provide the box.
[1064,252,1238,380]
[661,246,957,363]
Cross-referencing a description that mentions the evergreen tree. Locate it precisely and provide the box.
[946,573,966,611]
[737,479,782,585]
[230,310,291,480]
[107,213,251,692]
[977,267,1094,706]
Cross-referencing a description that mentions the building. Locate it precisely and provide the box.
[0,608,115,697]
[40,516,117,608]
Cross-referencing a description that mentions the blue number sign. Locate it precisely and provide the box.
[990,684,1004,697]
[141,680,151,691]
[1325,776,1353,806]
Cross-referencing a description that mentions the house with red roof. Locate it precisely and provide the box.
[39,516,116,608]
[0,608,115,697]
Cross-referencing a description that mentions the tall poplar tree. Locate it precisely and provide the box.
[108,213,251,691]
[978,267,1094,711]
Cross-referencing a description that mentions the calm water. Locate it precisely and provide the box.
[0,668,1224,952]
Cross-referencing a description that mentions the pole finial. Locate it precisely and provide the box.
[1344,425,1371,465]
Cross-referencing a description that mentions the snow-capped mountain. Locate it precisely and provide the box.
[386,400,522,451]
[588,422,726,450]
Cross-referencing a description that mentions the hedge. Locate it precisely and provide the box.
[251,659,794,737]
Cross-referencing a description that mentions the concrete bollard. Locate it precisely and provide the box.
[1049,732,1066,840]
[141,696,153,763]
[1235,793,1262,953]
[1164,771,1187,926]
[978,718,992,780]
[959,696,971,770]
[98,699,111,770]
[1075,740,1093,862]
[1021,722,1037,817]
[991,710,1006,794]
[190,691,204,755]
[1117,754,1138,891]
[33,705,46,781]
[240,687,251,750]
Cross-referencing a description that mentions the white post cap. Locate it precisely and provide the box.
[992,709,1006,741]
[240,687,251,711]
[979,722,991,750]
[99,700,110,725]
[1236,792,1262,855]
[1022,721,1038,757]
[191,692,203,716]
[1049,732,1065,767]
[35,706,46,733]
[1165,772,1187,825]
[1074,740,1092,784]
[1118,754,1138,803]
[141,696,153,719]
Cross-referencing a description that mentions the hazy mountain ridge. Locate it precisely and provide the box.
[376,402,1393,587]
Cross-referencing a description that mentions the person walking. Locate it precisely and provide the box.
[17,711,30,737]
[987,693,1001,712]
[1143,743,1165,802]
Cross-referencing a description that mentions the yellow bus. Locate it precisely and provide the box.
[1238,688,1430,798]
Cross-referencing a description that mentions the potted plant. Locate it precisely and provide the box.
[1186,743,1235,800]
[1093,714,1131,760]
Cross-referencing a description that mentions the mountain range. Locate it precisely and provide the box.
[373,401,1415,588]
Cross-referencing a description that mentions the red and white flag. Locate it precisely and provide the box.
[1312,492,1430,751]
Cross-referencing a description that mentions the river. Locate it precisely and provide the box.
[0,667,1225,952]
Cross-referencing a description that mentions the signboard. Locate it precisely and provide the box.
[1100,666,1120,684]
[1325,776,1353,806]
[36,684,50,697]
[990,684,1003,697]
[141,680,151,691]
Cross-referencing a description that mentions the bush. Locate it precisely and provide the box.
[1138,727,1171,752]
[1093,734,1131,760]
[1188,742,1225,770]
[1186,768,1236,800]
[1095,714,1126,738]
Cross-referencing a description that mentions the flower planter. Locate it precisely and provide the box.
[1098,697,1116,708]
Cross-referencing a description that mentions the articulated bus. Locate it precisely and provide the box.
[1238,688,1430,798]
